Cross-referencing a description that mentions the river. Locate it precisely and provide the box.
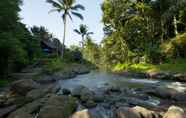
[57,70,186,116]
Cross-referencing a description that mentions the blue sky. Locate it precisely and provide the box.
[20,0,104,46]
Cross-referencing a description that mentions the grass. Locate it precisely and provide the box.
[113,59,186,74]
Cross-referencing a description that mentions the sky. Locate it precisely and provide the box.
[19,0,104,46]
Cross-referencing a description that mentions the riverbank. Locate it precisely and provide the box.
[0,57,91,88]
[113,59,186,82]
[0,59,91,118]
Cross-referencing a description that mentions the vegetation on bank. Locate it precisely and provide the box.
[113,59,186,74]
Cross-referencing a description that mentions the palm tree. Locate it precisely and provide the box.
[46,0,85,58]
[74,24,93,47]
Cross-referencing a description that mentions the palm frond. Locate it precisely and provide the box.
[46,0,62,9]
[48,8,60,13]
[87,32,94,35]
[71,11,84,20]
[71,4,85,11]
[74,29,81,34]
[67,12,73,21]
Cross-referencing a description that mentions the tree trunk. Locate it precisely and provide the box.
[173,16,178,36]
[61,15,67,58]
[81,35,84,48]
[160,18,164,43]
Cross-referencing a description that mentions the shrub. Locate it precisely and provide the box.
[161,33,186,59]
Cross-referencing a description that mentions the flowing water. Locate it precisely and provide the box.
[58,71,186,117]
[59,71,186,92]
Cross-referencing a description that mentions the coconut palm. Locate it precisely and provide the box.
[46,0,85,58]
[74,24,93,47]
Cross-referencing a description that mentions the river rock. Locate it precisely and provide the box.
[115,107,140,118]
[163,106,186,118]
[72,85,94,98]
[173,74,186,82]
[133,106,161,118]
[148,72,171,80]
[26,85,53,100]
[11,79,39,95]
[35,75,56,84]
[53,70,76,80]
[146,87,176,99]
[84,100,97,108]
[72,109,91,118]
[8,112,32,118]
[7,97,46,118]
[0,105,17,118]
[38,95,77,118]
[147,87,186,102]
[116,106,161,118]
[62,88,71,95]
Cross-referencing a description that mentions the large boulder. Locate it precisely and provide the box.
[146,87,186,102]
[115,107,140,118]
[163,106,186,118]
[26,85,54,100]
[115,106,161,118]
[7,97,46,118]
[11,79,39,95]
[132,106,161,118]
[173,74,186,82]
[71,85,94,98]
[38,95,77,118]
[8,112,32,118]
[0,105,17,118]
[71,109,91,118]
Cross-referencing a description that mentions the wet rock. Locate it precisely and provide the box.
[71,85,87,97]
[0,105,17,118]
[72,85,94,99]
[115,107,140,118]
[117,71,149,78]
[72,109,91,118]
[0,94,7,107]
[84,100,97,108]
[173,74,186,82]
[26,85,53,100]
[146,87,176,99]
[116,106,161,118]
[35,75,56,84]
[38,95,77,118]
[93,94,105,103]
[7,97,46,118]
[90,106,114,118]
[109,86,122,93]
[147,87,186,102]
[163,106,185,118]
[8,112,32,118]
[11,79,39,95]
[62,88,71,95]
[133,106,161,118]
[173,93,186,101]
[53,71,76,80]
[148,72,171,80]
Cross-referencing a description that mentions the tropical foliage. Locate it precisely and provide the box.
[46,0,85,58]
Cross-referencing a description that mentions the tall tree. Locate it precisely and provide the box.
[46,0,85,58]
[74,24,93,47]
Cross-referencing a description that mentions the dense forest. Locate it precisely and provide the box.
[100,0,186,70]
[1,0,186,79]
